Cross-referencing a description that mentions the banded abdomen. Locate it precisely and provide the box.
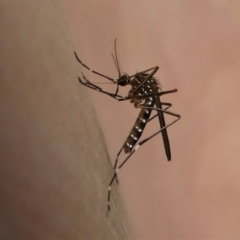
[122,73,159,153]
[123,99,155,153]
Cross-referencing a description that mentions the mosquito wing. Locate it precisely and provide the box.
[155,96,171,161]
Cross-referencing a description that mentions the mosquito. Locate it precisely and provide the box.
[74,39,181,212]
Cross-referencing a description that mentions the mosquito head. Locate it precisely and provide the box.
[117,74,130,86]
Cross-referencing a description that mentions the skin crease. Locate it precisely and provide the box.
[65,0,240,238]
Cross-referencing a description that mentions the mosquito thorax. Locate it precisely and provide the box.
[117,74,130,86]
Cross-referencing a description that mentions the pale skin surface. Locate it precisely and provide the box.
[65,0,240,238]
[1,0,240,239]
[0,1,127,239]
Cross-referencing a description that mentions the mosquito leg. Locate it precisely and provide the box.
[137,102,180,160]
[107,150,134,212]
[107,111,180,212]
[155,97,171,160]
[74,51,116,83]
[118,89,178,101]
[148,102,172,122]
[112,148,124,185]
[137,115,180,147]
[143,102,173,159]
[137,104,179,118]
[79,75,124,100]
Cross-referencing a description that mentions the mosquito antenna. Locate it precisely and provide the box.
[111,39,121,96]
[114,39,121,78]
[111,54,120,76]
[111,55,120,95]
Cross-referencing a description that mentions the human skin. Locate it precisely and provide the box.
[65,0,240,238]
[1,0,240,239]
[0,1,126,239]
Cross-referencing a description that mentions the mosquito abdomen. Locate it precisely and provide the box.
[123,101,154,153]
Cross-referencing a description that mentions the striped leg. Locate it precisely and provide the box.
[79,75,123,100]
